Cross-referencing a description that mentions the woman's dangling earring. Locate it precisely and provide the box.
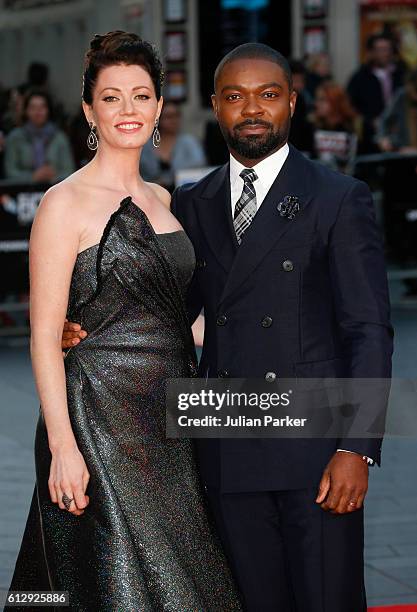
[87,122,99,151]
[152,119,161,148]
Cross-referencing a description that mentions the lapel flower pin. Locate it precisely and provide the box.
[277,195,300,220]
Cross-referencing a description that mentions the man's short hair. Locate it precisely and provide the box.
[214,43,293,92]
[366,33,394,52]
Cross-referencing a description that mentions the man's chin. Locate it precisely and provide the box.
[234,141,277,159]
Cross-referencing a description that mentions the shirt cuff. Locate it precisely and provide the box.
[336,448,374,465]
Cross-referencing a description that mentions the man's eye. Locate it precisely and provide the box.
[263,92,279,98]
[226,94,241,101]
[103,96,118,102]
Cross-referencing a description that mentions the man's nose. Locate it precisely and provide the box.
[241,96,264,117]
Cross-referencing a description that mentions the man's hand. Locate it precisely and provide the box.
[62,320,87,350]
[315,452,368,514]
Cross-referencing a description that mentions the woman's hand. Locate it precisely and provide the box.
[48,442,90,516]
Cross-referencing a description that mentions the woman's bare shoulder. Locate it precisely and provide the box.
[146,182,172,209]
[34,170,96,232]
[39,169,96,212]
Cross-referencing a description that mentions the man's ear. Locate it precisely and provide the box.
[211,94,218,117]
[289,90,297,118]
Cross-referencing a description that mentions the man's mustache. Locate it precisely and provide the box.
[234,119,273,131]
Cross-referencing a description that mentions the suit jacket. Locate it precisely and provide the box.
[172,145,393,492]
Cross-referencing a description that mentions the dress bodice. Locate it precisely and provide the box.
[67,198,195,321]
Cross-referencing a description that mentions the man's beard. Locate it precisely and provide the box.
[220,118,290,160]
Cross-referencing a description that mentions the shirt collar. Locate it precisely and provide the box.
[229,143,290,188]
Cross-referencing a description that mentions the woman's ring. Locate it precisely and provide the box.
[62,493,74,510]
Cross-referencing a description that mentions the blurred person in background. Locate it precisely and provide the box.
[377,69,417,296]
[0,85,26,134]
[312,81,361,171]
[348,33,404,152]
[288,59,315,156]
[19,61,67,127]
[19,61,50,94]
[377,68,417,152]
[140,100,206,191]
[4,89,74,183]
[305,52,332,99]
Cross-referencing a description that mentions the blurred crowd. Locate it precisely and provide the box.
[0,62,208,191]
[0,35,415,181]
[1,32,417,330]
[1,34,416,186]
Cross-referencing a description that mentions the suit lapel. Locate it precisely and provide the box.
[195,163,237,273]
[219,146,313,306]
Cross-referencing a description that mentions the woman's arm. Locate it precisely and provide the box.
[30,185,89,515]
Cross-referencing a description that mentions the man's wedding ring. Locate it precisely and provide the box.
[348,501,357,507]
[62,493,74,510]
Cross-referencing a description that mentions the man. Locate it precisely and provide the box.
[347,33,404,152]
[64,44,393,610]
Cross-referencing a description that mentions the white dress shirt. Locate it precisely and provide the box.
[228,143,374,466]
[229,143,289,217]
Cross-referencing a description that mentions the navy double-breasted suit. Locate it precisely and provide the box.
[172,144,393,610]
[172,144,393,492]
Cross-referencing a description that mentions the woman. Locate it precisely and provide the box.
[311,81,360,171]
[8,31,240,611]
[4,89,74,183]
[140,101,206,191]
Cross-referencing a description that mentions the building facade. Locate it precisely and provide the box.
[0,0,362,135]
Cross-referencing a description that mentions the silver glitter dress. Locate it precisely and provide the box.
[8,197,242,612]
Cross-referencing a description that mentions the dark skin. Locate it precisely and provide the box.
[212,58,296,166]
[62,57,368,515]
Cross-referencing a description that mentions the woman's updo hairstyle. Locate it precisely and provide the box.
[82,30,164,105]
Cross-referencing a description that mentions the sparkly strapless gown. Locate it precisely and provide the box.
[8,197,241,611]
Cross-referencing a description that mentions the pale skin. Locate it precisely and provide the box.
[64,58,368,515]
[32,63,191,517]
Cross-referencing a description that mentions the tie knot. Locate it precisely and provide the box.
[240,168,258,184]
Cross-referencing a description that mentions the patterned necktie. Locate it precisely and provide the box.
[233,168,258,244]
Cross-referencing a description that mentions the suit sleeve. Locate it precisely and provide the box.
[328,180,393,464]
[171,187,204,325]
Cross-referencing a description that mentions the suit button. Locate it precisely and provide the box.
[282,259,294,272]
[218,369,230,378]
[265,371,277,382]
[261,316,273,328]
[216,315,227,326]
[196,259,206,269]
